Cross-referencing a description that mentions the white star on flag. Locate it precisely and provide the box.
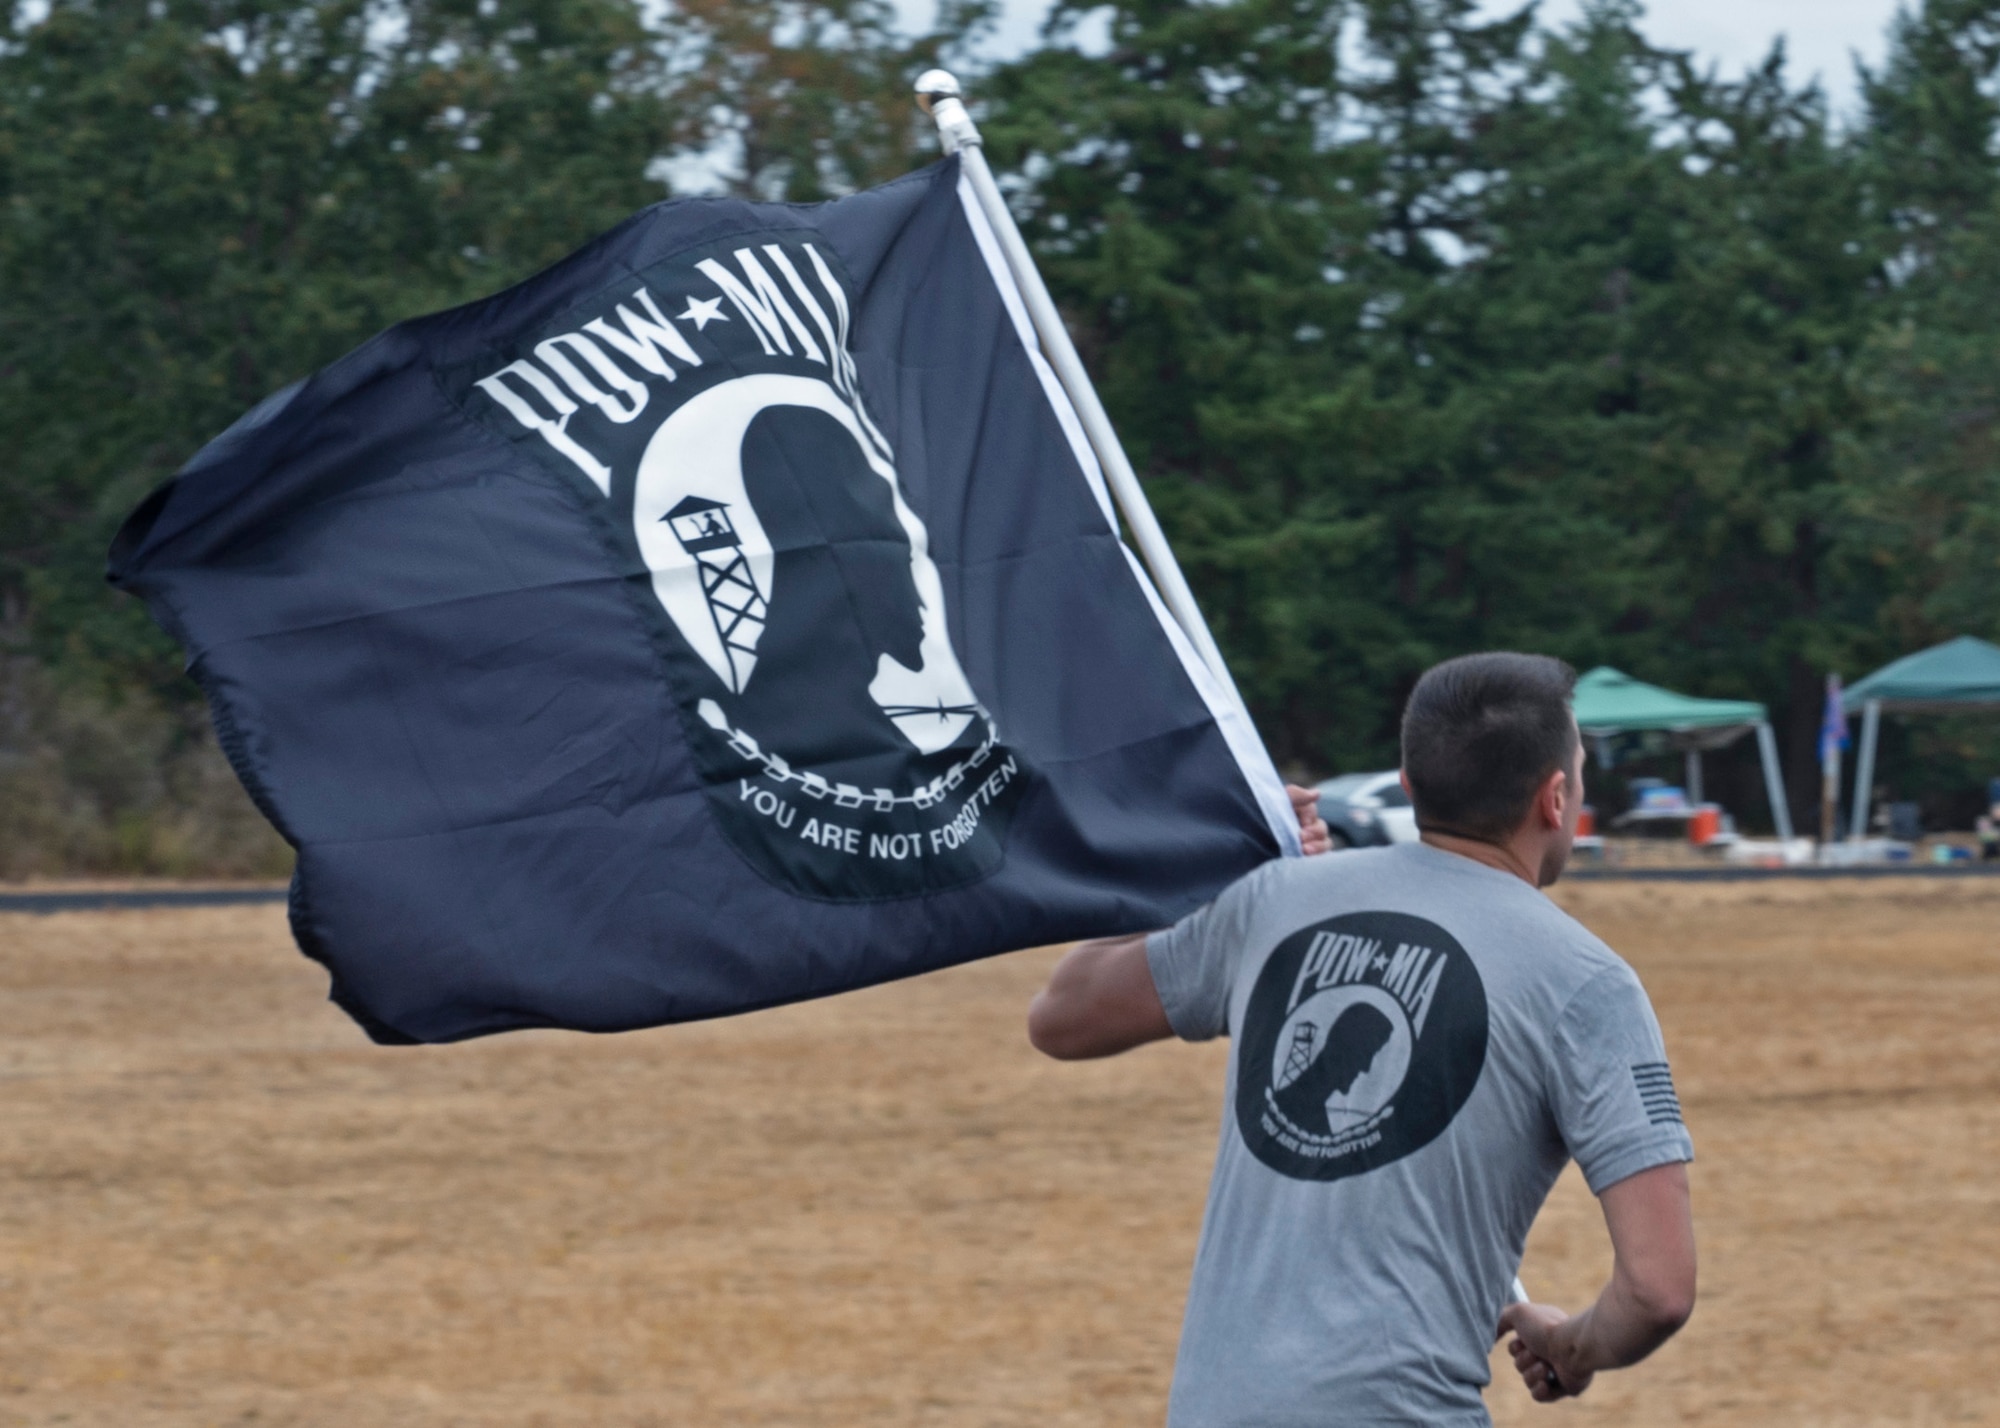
[678,296,728,330]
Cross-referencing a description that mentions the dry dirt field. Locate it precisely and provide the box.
[1,878,1996,1427]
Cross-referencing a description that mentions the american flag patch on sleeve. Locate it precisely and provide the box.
[1631,1062,1683,1125]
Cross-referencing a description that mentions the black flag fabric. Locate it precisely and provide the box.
[109,156,1300,1043]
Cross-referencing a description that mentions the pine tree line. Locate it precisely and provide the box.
[4,0,1998,870]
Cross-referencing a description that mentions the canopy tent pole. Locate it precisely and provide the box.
[914,71,1248,715]
[1574,670,1779,836]
[1848,699,1882,844]
[1756,721,1795,842]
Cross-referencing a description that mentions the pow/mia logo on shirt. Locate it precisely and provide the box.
[451,234,1029,901]
[1236,911,1488,1181]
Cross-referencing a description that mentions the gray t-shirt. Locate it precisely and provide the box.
[1146,841,1692,1427]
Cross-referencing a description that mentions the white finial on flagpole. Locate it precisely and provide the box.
[913,69,960,112]
[915,69,980,153]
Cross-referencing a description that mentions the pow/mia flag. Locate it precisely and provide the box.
[108,156,1299,1043]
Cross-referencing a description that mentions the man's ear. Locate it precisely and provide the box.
[1535,765,1568,830]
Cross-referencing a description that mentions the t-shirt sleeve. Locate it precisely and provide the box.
[1144,862,1276,1042]
[1551,963,1695,1194]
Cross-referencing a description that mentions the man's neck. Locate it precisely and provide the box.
[1419,830,1541,887]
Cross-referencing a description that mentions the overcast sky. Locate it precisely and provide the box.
[912,1,1910,117]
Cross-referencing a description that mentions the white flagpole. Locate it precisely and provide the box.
[915,70,1252,718]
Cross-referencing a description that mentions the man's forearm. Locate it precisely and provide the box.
[1548,1261,1694,1378]
[1534,1158,1696,1385]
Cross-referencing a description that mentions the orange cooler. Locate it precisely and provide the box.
[1688,806,1721,845]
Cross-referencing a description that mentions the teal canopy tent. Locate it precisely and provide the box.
[1572,667,1794,839]
[1840,636,2000,841]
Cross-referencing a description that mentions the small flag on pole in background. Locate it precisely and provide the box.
[1818,672,1847,842]
[1820,674,1848,770]
[108,157,1297,1044]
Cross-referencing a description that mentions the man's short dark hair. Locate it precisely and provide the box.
[1400,653,1578,841]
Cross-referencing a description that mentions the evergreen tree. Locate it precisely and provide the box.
[6,0,2000,864]
[984,0,1879,817]
[1597,41,1876,819]
[0,0,968,869]
[1,0,679,693]
[1834,0,2000,816]
[982,0,1556,772]
[1846,0,2000,645]
[664,0,990,201]
[0,0,969,695]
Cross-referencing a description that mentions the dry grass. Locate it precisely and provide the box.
[0,878,1996,1426]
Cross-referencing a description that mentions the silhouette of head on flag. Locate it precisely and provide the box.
[719,403,937,776]
[745,404,926,678]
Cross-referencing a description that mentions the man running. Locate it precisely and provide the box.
[1028,652,1695,1424]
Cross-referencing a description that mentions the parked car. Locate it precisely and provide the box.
[1315,770,1418,849]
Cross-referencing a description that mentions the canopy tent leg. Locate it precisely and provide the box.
[1683,748,1703,806]
[1755,721,1794,842]
[1849,699,1882,843]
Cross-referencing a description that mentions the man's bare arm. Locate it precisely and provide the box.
[1028,784,1327,1060]
[1497,1160,1696,1402]
[1026,934,1173,1060]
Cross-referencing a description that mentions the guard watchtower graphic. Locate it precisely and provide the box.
[1280,1021,1319,1088]
[664,494,769,694]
